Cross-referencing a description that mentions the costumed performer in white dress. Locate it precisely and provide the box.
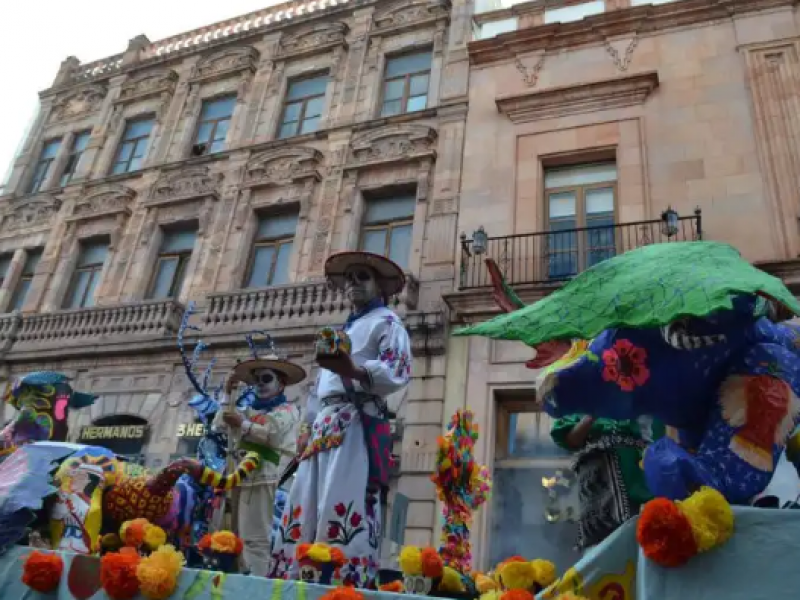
[213,342,305,577]
[269,251,412,588]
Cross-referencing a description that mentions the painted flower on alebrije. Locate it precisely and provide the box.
[602,339,650,392]
[543,340,597,376]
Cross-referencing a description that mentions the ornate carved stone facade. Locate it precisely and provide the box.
[0,0,470,551]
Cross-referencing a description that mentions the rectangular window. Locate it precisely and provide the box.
[0,254,12,288]
[194,96,236,155]
[147,229,197,300]
[28,139,62,194]
[10,250,42,311]
[489,399,580,572]
[381,51,432,117]
[60,131,92,186]
[246,213,298,288]
[278,75,328,139]
[544,0,605,24]
[63,240,108,309]
[478,17,518,39]
[360,194,415,270]
[111,118,154,175]
[544,162,617,279]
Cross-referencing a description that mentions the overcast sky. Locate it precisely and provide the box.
[0,0,284,190]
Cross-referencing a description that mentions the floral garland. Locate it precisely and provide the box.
[22,551,64,593]
[636,486,734,567]
[431,410,492,573]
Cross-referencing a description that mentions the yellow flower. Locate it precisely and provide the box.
[307,543,333,563]
[399,546,422,576]
[137,545,185,600]
[144,525,167,551]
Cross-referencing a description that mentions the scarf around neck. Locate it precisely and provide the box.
[344,297,385,331]
[242,390,287,413]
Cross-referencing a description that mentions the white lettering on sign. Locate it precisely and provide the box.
[79,425,147,440]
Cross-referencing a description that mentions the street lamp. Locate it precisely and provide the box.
[660,206,679,238]
[472,226,488,255]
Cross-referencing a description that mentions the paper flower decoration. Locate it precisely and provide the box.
[637,486,734,567]
[137,544,185,600]
[22,551,64,593]
[101,547,141,600]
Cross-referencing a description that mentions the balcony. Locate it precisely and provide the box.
[447,211,702,322]
[0,276,425,361]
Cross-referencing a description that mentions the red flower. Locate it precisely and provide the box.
[334,502,347,517]
[637,498,698,567]
[290,528,301,541]
[328,524,341,539]
[293,506,302,519]
[22,551,63,594]
[350,512,362,527]
[602,339,650,392]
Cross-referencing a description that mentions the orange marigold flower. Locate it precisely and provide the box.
[330,547,347,567]
[101,550,141,600]
[379,581,404,593]
[420,547,444,579]
[209,531,241,554]
[319,586,364,600]
[198,534,213,552]
[22,551,63,594]
[637,498,698,568]
[501,591,534,600]
[296,542,313,560]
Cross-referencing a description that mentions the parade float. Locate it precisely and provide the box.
[2,241,800,599]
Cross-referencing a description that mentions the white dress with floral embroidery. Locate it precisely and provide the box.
[269,306,412,587]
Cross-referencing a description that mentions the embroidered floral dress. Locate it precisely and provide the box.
[213,396,299,576]
[270,306,412,587]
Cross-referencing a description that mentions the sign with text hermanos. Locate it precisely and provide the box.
[79,425,147,441]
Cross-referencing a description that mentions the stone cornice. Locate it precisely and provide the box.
[496,71,659,123]
[755,257,800,294]
[469,0,799,67]
[443,282,562,324]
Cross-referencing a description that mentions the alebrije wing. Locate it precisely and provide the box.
[454,241,800,347]
[0,509,36,555]
[0,444,75,514]
[485,258,525,313]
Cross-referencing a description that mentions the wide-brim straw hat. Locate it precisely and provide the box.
[324,251,406,297]
[231,355,306,386]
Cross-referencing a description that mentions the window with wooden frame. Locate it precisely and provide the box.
[60,131,92,186]
[194,96,236,155]
[380,50,432,117]
[278,75,328,139]
[28,139,62,194]
[63,239,109,309]
[544,162,617,279]
[489,395,580,570]
[360,194,415,270]
[9,249,42,311]
[245,213,298,288]
[0,254,12,289]
[147,228,197,300]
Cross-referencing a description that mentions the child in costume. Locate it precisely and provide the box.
[269,251,412,587]
[213,350,305,577]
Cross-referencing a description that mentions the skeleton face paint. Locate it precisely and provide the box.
[343,265,380,307]
[252,367,284,399]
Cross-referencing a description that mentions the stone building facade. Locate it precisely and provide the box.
[0,0,474,549]
[444,0,800,571]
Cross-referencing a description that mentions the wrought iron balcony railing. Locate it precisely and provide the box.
[459,210,702,290]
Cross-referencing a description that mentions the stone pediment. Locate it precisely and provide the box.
[243,147,323,188]
[70,185,136,220]
[149,166,222,205]
[348,124,437,167]
[49,84,107,124]
[374,0,451,33]
[191,46,259,83]
[495,71,660,123]
[118,69,178,104]
[0,196,62,232]
[279,22,349,57]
